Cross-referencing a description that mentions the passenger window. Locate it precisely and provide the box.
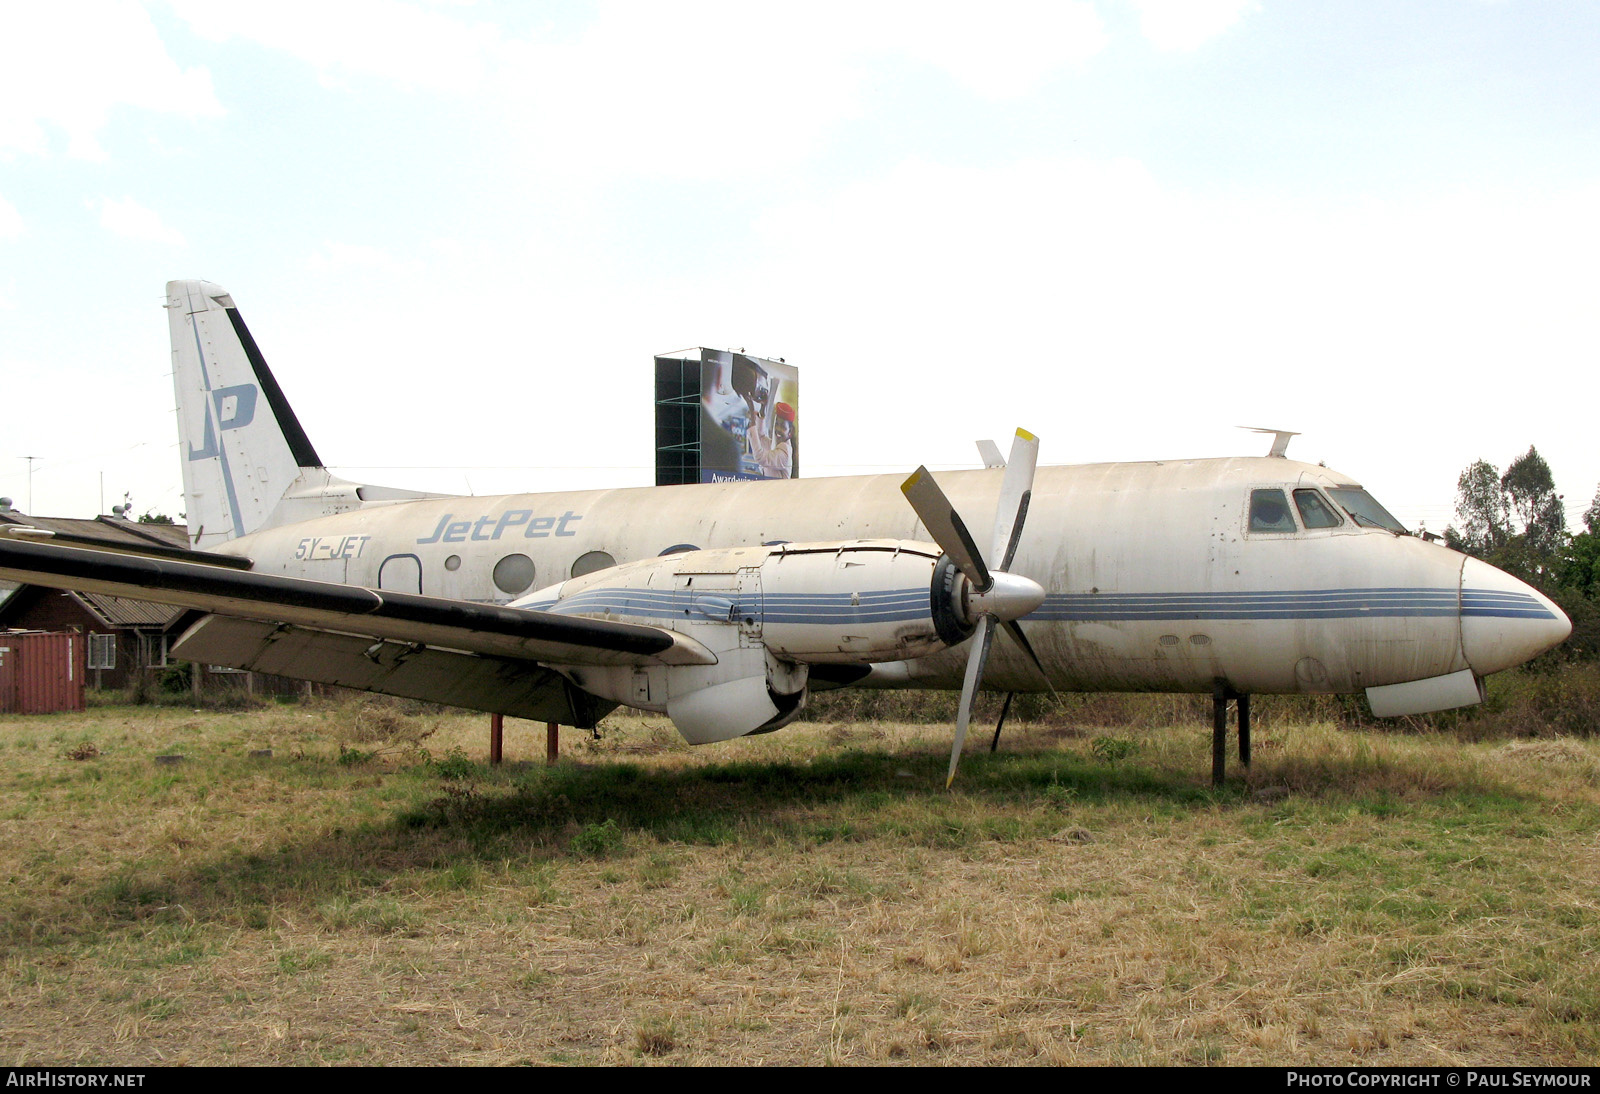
[1294,489,1344,529]
[571,550,616,578]
[1249,489,1297,533]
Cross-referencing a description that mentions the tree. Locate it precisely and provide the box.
[1561,531,1600,601]
[137,510,175,525]
[1446,449,1598,662]
[1447,459,1509,555]
[1501,446,1566,558]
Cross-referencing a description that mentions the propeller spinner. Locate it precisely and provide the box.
[901,428,1047,787]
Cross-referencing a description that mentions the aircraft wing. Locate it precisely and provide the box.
[0,523,255,568]
[169,615,620,725]
[0,538,716,723]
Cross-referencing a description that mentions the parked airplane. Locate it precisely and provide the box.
[0,281,1573,784]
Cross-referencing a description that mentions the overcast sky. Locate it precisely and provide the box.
[2,0,1597,536]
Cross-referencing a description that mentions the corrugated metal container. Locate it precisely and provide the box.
[0,631,86,714]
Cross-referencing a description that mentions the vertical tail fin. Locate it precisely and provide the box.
[166,280,446,549]
[167,280,324,548]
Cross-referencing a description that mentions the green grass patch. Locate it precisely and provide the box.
[0,698,1598,1065]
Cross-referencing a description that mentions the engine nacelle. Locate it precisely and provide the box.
[754,543,965,662]
[513,539,985,743]
[518,540,967,659]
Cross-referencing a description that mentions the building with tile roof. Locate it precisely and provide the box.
[0,506,191,690]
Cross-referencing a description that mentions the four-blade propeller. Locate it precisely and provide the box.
[901,428,1046,787]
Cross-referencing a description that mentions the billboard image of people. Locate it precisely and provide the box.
[699,350,799,483]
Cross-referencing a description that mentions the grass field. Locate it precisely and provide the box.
[0,693,1597,1066]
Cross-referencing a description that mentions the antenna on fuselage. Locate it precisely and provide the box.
[1240,426,1300,459]
[975,439,1006,468]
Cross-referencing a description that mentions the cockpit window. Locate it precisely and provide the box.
[1327,487,1408,534]
[1294,488,1344,529]
[1249,489,1298,533]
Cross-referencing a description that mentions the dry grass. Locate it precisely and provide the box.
[0,697,1597,1065]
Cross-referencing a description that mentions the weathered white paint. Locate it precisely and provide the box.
[214,453,1560,697]
[162,280,1571,741]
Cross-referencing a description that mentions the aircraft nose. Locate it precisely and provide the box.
[1459,556,1572,675]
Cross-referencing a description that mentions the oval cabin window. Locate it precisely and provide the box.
[571,550,616,578]
[492,553,537,595]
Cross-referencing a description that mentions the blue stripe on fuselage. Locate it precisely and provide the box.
[518,586,1555,625]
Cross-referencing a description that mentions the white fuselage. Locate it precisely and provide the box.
[214,455,1565,699]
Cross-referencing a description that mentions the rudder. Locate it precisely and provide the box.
[167,280,322,548]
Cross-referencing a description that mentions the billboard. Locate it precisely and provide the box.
[655,349,798,485]
[697,350,798,483]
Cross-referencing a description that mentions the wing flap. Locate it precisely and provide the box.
[0,538,714,668]
[174,616,617,725]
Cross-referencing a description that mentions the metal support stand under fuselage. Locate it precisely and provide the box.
[486,716,561,766]
[1211,681,1251,787]
[990,692,1015,753]
[1239,692,1251,768]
